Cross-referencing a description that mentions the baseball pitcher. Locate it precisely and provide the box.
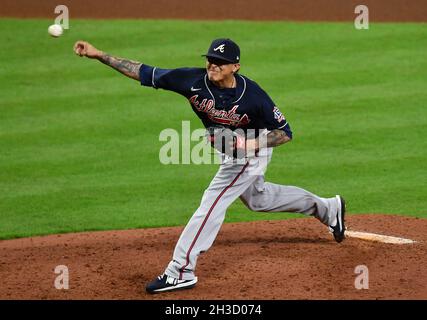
[73,38,346,294]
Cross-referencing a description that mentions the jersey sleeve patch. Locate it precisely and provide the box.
[273,106,285,123]
[263,104,293,138]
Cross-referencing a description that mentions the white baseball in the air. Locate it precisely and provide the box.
[48,24,63,37]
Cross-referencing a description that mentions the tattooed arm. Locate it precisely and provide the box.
[97,54,141,80]
[246,129,291,153]
[265,129,292,148]
[73,40,141,81]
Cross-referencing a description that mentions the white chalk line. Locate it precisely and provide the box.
[345,230,416,244]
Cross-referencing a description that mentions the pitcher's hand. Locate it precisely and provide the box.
[73,41,103,59]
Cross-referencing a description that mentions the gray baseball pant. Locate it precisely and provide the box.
[164,149,340,280]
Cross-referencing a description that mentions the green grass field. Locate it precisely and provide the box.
[1,19,426,240]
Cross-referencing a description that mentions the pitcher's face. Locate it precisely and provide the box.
[206,57,239,82]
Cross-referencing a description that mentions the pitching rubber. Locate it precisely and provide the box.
[345,230,416,244]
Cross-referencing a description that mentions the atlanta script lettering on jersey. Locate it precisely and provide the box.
[189,94,250,127]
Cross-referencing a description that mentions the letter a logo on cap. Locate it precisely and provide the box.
[214,44,225,53]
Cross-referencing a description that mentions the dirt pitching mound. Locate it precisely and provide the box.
[0,214,426,300]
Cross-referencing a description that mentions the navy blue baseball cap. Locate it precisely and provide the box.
[202,38,240,64]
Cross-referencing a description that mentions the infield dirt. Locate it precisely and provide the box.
[1,0,426,21]
[0,215,426,299]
